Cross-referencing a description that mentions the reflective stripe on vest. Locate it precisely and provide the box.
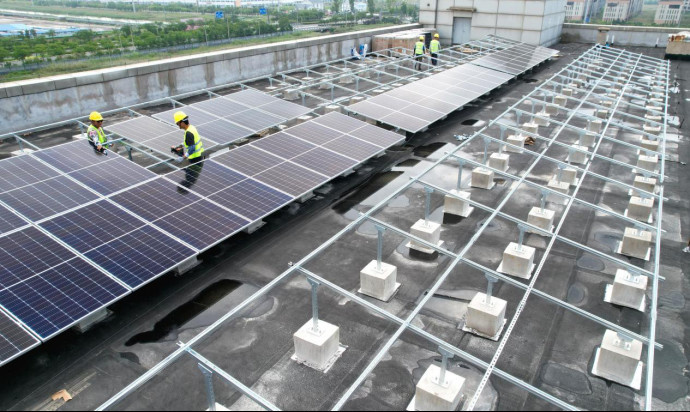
[414,41,425,55]
[88,125,107,144]
[430,40,440,53]
[184,125,204,160]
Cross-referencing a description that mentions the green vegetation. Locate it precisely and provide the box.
[583,4,690,27]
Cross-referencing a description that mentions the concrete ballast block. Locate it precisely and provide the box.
[562,88,573,97]
[505,135,524,153]
[359,260,399,301]
[643,124,661,135]
[559,167,578,185]
[409,219,441,253]
[627,196,654,222]
[547,179,570,195]
[535,111,550,126]
[293,320,340,370]
[498,242,536,279]
[592,329,644,389]
[633,176,656,194]
[568,145,589,165]
[471,167,494,190]
[554,95,567,106]
[465,292,507,338]
[581,132,597,147]
[619,228,652,260]
[609,269,647,310]
[527,207,555,233]
[522,122,538,135]
[443,190,473,218]
[588,120,602,133]
[415,364,465,411]
[636,154,658,172]
[488,153,509,172]
[596,109,609,119]
[640,138,659,152]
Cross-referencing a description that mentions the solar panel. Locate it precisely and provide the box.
[194,120,254,145]
[398,105,446,123]
[164,160,247,197]
[111,178,202,222]
[141,132,219,158]
[39,200,146,254]
[252,132,317,160]
[0,175,100,222]
[259,100,311,119]
[224,89,277,107]
[292,147,359,177]
[105,117,178,143]
[366,95,410,111]
[153,106,219,126]
[351,124,405,148]
[213,145,285,177]
[0,227,76,289]
[0,257,128,339]
[33,140,113,174]
[227,109,284,131]
[209,178,293,221]
[283,122,345,145]
[323,135,384,161]
[68,157,157,196]
[470,44,558,75]
[152,199,249,251]
[0,155,59,194]
[312,112,366,133]
[0,309,39,366]
[84,225,196,289]
[0,204,29,235]
[254,162,328,196]
[349,100,396,118]
[193,97,248,118]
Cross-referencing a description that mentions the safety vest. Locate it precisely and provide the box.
[414,41,425,55]
[184,125,204,160]
[88,124,107,144]
[430,40,440,53]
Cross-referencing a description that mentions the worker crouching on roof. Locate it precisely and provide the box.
[171,111,205,165]
[413,35,427,71]
[87,111,109,155]
[430,34,441,67]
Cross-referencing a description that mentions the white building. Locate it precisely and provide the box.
[655,0,683,24]
[565,0,586,20]
[419,0,566,47]
[602,0,643,22]
[683,0,689,12]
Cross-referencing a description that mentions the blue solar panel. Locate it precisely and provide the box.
[111,178,202,222]
[0,204,29,235]
[68,157,157,196]
[40,200,146,254]
[291,147,359,177]
[0,227,76,290]
[0,309,39,366]
[0,258,128,339]
[0,155,59,194]
[209,178,293,221]
[164,160,247,198]
[196,120,254,145]
[213,145,285,177]
[33,141,112,173]
[323,135,383,162]
[153,200,249,251]
[84,225,196,289]
[254,161,328,197]
[252,132,317,160]
[283,122,344,146]
[0,175,100,222]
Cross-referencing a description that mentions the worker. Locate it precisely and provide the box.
[413,35,427,71]
[430,33,441,67]
[87,111,109,155]
[171,111,205,164]
[177,160,205,195]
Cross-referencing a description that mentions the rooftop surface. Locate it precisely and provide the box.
[0,42,687,411]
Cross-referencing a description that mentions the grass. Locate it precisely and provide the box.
[0,23,396,83]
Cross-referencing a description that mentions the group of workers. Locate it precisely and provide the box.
[413,33,442,71]
[86,110,205,164]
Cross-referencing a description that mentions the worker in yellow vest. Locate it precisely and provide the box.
[430,33,441,67]
[171,111,205,164]
[413,35,427,71]
[87,111,109,155]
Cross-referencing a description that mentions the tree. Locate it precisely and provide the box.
[400,1,407,15]
[47,29,56,38]
[74,29,95,42]
[367,0,375,15]
[278,16,293,31]
[349,0,355,14]
[13,45,31,61]
[332,0,343,14]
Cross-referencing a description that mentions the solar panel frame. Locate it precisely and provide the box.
[253,161,329,197]
[0,155,60,194]
[110,178,203,223]
[208,178,294,221]
[259,100,311,120]
[282,122,345,146]
[163,160,247,198]
[194,120,254,145]
[223,89,278,107]
[0,204,30,236]
[213,145,286,177]
[323,135,384,162]
[140,132,219,159]
[192,97,248,118]
[225,109,285,131]
[153,106,219,126]
[105,117,178,143]
[312,112,368,133]
[0,308,40,366]
[350,124,405,148]
[68,157,157,196]
[251,132,318,160]
[33,140,114,174]
[291,147,359,177]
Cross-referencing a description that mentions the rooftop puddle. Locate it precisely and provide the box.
[125,279,242,346]
[414,142,447,158]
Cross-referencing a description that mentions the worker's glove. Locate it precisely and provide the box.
[175,156,184,163]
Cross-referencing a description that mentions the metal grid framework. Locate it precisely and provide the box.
[97,45,668,411]
[0,35,521,175]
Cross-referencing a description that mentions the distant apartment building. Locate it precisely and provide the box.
[602,0,643,22]
[566,0,606,21]
[655,0,684,24]
[683,0,690,12]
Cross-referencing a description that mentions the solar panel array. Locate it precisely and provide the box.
[106,89,312,157]
[0,111,404,366]
[469,43,559,75]
[349,64,513,133]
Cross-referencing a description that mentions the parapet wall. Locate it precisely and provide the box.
[0,24,421,134]
[562,23,689,47]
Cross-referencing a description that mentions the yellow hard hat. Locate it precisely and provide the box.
[434,33,439,38]
[89,111,103,121]
[419,36,425,41]
[173,111,188,124]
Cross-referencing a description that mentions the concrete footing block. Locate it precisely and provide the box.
[604,269,647,311]
[297,115,313,124]
[643,124,661,135]
[522,122,538,135]
[625,196,654,223]
[527,207,555,234]
[562,88,573,97]
[283,89,300,101]
[636,154,658,173]
[325,105,341,114]
[73,308,110,333]
[617,227,652,260]
[545,104,559,115]
[588,120,602,133]
[505,135,524,153]
[591,329,644,390]
[488,153,509,172]
[443,190,474,218]
[567,145,589,165]
[535,111,550,126]
[639,138,659,153]
[559,167,579,186]
[408,219,442,255]
[547,179,570,196]
[555,95,567,106]
[581,132,597,147]
[631,176,657,194]
[349,96,366,105]
[644,114,662,123]
[596,109,609,119]
[175,256,201,275]
[411,364,465,411]
[471,167,495,190]
[359,260,401,302]
[293,320,341,371]
[497,242,536,279]
[464,292,507,339]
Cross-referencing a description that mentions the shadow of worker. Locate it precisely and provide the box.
[177,160,205,195]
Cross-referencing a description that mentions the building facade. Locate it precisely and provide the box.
[565,0,587,20]
[601,0,643,22]
[682,0,689,12]
[655,0,684,24]
[419,0,567,46]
